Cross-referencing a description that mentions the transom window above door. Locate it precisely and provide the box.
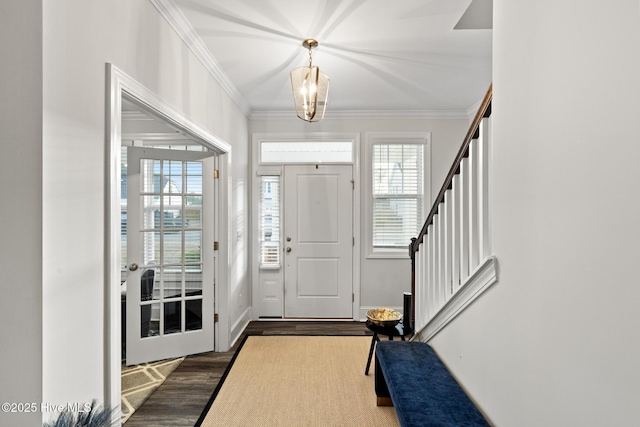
[260,141,352,163]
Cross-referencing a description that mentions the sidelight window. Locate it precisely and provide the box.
[259,175,280,267]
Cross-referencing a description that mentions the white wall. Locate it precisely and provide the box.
[430,1,640,425]
[0,2,43,426]
[37,0,249,419]
[250,116,470,315]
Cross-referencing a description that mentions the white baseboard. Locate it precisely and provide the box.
[228,307,252,349]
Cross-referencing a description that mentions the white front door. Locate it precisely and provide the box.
[126,147,215,365]
[283,164,353,318]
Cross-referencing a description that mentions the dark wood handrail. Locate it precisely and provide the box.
[411,84,492,254]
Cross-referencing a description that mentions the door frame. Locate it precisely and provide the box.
[106,64,231,413]
[250,133,361,321]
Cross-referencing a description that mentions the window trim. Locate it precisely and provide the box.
[364,132,431,259]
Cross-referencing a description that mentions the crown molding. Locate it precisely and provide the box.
[250,109,470,121]
[150,0,252,117]
[151,0,484,123]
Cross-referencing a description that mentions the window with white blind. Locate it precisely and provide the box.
[366,133,429,256]
[259,176,280,267]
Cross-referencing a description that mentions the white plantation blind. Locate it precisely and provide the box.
[260,176,280,267]
[373,143,423,247]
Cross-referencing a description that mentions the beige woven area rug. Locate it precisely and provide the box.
[196,335,399,427]
[121,357,184,424]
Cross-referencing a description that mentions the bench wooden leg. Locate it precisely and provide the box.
[374,351,392,406]
[376,397,393,407]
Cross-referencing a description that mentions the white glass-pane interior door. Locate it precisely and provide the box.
[126,147,215,365]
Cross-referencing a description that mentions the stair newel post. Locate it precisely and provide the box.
[409,237,418,333]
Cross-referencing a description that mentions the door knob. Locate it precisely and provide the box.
[286,247,292,253]
[128,263,139,271]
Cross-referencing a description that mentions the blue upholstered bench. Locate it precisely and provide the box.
[375,341,490,427]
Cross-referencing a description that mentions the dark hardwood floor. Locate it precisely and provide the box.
[124,321,371,426]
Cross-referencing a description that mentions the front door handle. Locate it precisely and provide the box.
[286,247,292,253]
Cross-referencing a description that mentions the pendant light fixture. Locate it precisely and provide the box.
[290,38,330,122]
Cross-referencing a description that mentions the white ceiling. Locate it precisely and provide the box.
[159,0,492,118]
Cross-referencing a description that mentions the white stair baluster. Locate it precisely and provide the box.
[459,157,470,285]
[469,139,480,272]
[478,117,492,260]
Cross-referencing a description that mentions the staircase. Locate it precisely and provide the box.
[410,85,498,341]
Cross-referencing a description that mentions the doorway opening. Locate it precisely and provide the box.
[106,64,231,415]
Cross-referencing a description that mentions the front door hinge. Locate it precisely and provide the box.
[214,313,219,323]
[214,241,219,251]
[353,237,355,246]
[213,169,219,179]
[352,293,355,302]
[351,179,355,190]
